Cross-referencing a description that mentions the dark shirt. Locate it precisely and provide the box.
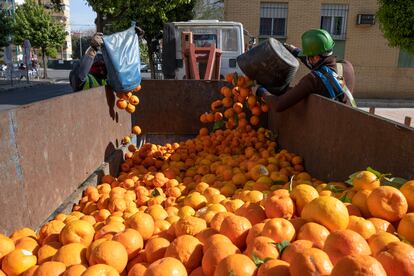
[262,49,355,112]
[69,54,95,92]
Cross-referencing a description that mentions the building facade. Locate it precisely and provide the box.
[224,0,414,99]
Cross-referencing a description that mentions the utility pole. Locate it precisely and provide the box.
[79,32,82,58]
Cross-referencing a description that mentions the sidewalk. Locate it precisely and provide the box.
[0,79,54,92]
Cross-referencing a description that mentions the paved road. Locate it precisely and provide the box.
[0,83,73,111]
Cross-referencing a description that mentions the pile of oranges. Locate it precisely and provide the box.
[0,77,414,276]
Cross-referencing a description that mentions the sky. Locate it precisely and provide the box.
[70,0,97,32]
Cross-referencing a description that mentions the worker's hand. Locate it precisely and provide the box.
[90,33,104,50]
[283,43,296,53]
[135,26,145,37]
[251,85,259,96]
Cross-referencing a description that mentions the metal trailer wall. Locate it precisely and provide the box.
[0,87,130,234]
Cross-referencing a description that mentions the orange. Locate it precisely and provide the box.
[10,228,37,242]
[297,222,330,249]
[132,125,142,135]
[400,180,414,211]
[129,95,140,106]
[347,215,376,239]
[88,240,128,273]
[330,254,386,276]
[281,239,313,264]
[264,189,295,219]
[352,171,380,190]
[52,243,87,267]
[367,217,396,233]
[81,264,119,276]
[126,212,155,240]
[34,261,66,276]
[144,237,170,264]
[144,257,187,276]
[245,236,279,260]
[165,235,203,273]
[184,193,207,210]
[1,249,37,275]
[174,216,207,237]
[351,189,372,218]
[367,186,408,222]
[289,217,307,233]
[289,248,333,276]
[116,99,128,109]
[22,265,38,276]
[146,204,168,221]
[344,203,362,217]
[127,263,148,276]
[214,254,256,276]
[368,232,400,255]
[62,264,87,276]
[14,237,39,255]
[234,202,266,225]
[202,243,240,276]
[397,212,414,243]
[59,220,95,247]
[245,223,265,247]
[323,229,371,265]
[219,215,252,249]
[301,196,349,231]
[291,184,319,216]
[38,220,65,245]
[375,241,414,276]
[126,103,136,113]
[0,234,15,261]
[257,259,290,276]
[202,234,233,254]
[37,241,61,264]
[195,228,219,246]
[261,218,295,243]
[112,228,144,260]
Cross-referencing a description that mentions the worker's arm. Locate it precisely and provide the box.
[256,73,317,112]
[69,33,103,92]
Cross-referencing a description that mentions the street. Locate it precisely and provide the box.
[0,69,151,111]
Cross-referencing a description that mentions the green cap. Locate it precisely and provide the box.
[299,29,335,57]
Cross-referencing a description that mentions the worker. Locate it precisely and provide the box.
[69,33,106,91]
[253,29,356,111]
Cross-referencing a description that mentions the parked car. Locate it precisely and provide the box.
[140,63,149,72]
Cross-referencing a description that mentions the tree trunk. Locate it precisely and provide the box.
[148,45,155,79]
[42,47,47,79]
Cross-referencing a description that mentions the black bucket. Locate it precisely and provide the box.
[237,38,299,95]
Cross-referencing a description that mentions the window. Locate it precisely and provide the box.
[398,49,414,68]
[320,4,348,40]
[259,3,288,38]
[222,28,238,52]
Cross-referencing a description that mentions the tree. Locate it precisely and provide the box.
[194,0,224,20]
[377,0,414,53]
[85,0,195,78]
[13,0,67,78]
[0,10,13,49]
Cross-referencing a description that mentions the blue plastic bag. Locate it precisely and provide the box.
[102,24,141,93]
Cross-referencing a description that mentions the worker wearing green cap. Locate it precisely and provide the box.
[255,29,356,110]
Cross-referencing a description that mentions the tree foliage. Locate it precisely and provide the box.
[377,0,414,53]
[194,0,224,20]
[13,0,67,78]
[0,10,13,48]
[85,0,195,76]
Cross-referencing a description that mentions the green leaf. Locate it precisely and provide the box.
[395,232,412,245]
[151,188,161,197]
[273,180,286,185]
[366,166,383,178]
[274,240,290,255]
[232,72,238,86]
[233,112,239,126]
[345,171,359,186]
[339,193,352,203]
[382,176,407,189]
[328,184,344,193]
[212,120,225,132]
[252,253,273,268]
[265,130,278,141]
[229,271,233,276]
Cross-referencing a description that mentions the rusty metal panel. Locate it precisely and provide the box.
[268,94,414,181]
[133,80,223,134]
[0,86,130,234]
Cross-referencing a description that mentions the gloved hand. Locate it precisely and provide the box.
[283,43,296,53]
[90,32,104,50]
